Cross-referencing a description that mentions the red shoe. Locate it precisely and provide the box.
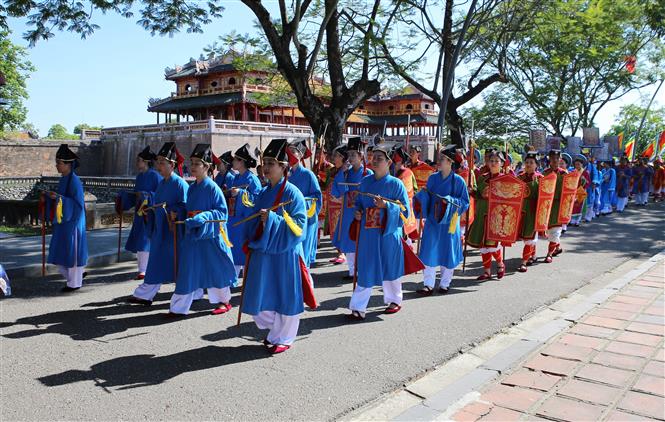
[476,272,492,281]
[497,264,506,279]
[384,303,402,314]
[333,256,346,264]
[417,286,434,296]
[211,303,232,315]
[517,264,528,273]
[135,273,145,280]
[270,344,291,354]
[553,248,563,257]
[544,256,553,263]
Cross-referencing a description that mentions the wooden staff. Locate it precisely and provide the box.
[117,197,123,263]
[173,219,227,225]
[462,135,475,273]
[237,250,251,326]
[352,222,360,291]
[141,202,167,212]
[356,191,405,208]
[231,200,294,227]
[421,188,461,208]
[40,192,46,277]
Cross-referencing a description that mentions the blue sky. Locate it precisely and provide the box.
[7,3,659,137]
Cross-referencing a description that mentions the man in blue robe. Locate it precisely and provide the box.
[116,146,162,280]
[213,151,236,191]
[45,144,88,292]
[287,139,323,268]
[615,155,632,212]
[331,136,373,280]
[584,155,601,222]
[241,138,311,354]
[600,159,616,215]
[127,142,188,305]
[414,145,469,295]
[168,144,237,316]
[227,144,262,277]
[348,145,412,319]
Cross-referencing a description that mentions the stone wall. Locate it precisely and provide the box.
[0,139,104,177]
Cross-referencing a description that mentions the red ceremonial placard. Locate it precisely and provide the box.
[486,174,527,243]
[557,172,582,225]
[534,172,557,232]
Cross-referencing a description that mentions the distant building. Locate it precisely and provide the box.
[147,54,440,139]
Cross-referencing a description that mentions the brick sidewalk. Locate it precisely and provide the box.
[450,263,664,422]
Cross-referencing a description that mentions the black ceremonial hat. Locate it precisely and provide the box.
[333,145,348,160]
[137,146,156,161]
[439,144,457,162]
[158,142,178,161]
[234,143,258,168]
[347,136,366,153]
[263,138,289,163]
[524,151,540,162]
[220,151,233,166]
[190,143,212,165]
[391,145,409,163]
[288,138,312,158]
[56,144,79,162]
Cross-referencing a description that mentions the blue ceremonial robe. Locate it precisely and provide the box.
[616,165,632,198]
[227,171,262,265]
[415,171,470,269]
[214,170,236,191]
[289,165,323,267]
[586,162,600,208]
[118,168,162,253]
[144,173,188,285]
[46,172,88,268]
[174,177,236,294]
[600,167,616,211]
[354,173,410,287]
[331,165,373,252]
[242,179,307,316]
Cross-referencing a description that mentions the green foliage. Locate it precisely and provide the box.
[608,103,665,154]
[461,87,534,150]
[47,124,78,140]
[73,123,102,134]
[507,0,664,136]
[0,29,35,131]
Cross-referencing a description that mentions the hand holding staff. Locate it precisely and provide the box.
[231,200,294,227]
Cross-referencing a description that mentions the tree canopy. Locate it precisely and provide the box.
[608,103,665,154]
[0,29,35,132]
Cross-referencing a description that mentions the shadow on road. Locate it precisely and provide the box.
[38,344,269,390]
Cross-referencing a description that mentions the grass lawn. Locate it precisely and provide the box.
[0,225,49,237]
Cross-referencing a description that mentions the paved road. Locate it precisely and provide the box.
[1,202,664,421]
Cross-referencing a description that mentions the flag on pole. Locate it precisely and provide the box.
[624,138,635,160]
[641,140,656,160]
[617,132,624,149]
[658,130,665,157]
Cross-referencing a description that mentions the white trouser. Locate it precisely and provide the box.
[58,266,85,288]
[169,288,205,314]
[253,311,300,346]
[234,265,243,278]
[207,286,232,304]
[601,203,612,214]
[133,283,161,301]
[570,214,582,225]
[616,197,628,211]
[137,251,149,274]
[547,227,563,244]
[423,266,454,289]
[562,223,568,231]
[524,233,539,246]
[479,246,501,254]
[347,252,356,276]
[584,206,595,221]
[349,279,402,315]
[639,192,649,204]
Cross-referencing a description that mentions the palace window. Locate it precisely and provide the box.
[424,104,430,109]
[184,84,192,92]
[406,104,413,111]
[388,105,394,111]
[211,81,218,88]
[228,77,236,85]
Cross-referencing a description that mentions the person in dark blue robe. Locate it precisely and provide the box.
[414,145,469,295]
[348,145,411,319]
[168,144,237,316]
[45,144,88,292]
[240,138,310,354]
[116,146,162,279]
[213,150,236,191]
[600,159,616,215]
[331,137,373,279]
[615,155,632,212]
[127,142,188,305]
[287,139,323,268]
[227,144,262,277]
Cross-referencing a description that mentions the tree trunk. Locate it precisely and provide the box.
[446,106,466,147]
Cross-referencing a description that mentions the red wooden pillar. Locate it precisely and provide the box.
[230,104,236,121]
[291,108,295,125]
[255,104,260,122]
[242,102,248,121]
